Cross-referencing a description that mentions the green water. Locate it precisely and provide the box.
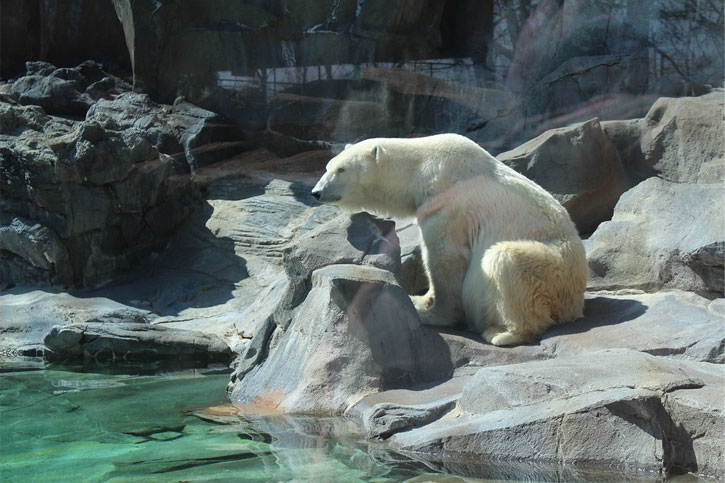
[0,363,460,482]
[1,363,677,482]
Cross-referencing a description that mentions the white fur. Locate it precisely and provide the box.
[312,134,587,346]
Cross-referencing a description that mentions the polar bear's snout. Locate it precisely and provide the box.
[311,175,342,203]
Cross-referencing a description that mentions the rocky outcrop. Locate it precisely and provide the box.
[0,62,247,287]
[229,264,450,414]
[386,349,723,477]
[603,91,725,184]
[586,177,724,296]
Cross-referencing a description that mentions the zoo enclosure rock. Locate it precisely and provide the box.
[586,177,724,296]
[43,322,232,364]
[389,349,725,478]
[228,264,450,414]
[0,62,243,288]
[602,90,725,184]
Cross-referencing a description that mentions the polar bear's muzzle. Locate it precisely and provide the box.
[311,177,342,203]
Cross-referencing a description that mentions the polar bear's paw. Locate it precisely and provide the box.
[483,327,527,347]
[411,293,435,312]
[411,294,457,327]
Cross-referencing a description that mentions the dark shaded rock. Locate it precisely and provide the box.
[0,1,130,79]
[25,61,55,76]
[586,177,724,296]
[395,219,428,296]
[498,118,630,235]
[44,322,232,363]
[0,91,200,287]
[86,92,246,172]
[0,216,72,285]
[10,75,92,116]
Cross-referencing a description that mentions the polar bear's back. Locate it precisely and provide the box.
[377,134,579,242]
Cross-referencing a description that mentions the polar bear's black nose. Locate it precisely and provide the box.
[311,190,321,200]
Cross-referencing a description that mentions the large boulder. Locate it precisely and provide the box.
[586,177,724,296]
[638,92,725,183]
[388,349,725,478]
[498,118,630,235]
[0,289,151,358]
[86,93,245,172]
[228,264,450,414]
[603,91,725,184]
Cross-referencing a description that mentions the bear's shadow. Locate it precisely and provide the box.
[542,295,648,339]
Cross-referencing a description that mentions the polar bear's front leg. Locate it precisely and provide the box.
[412,217,468,327]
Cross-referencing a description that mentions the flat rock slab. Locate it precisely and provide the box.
[388,349,724,478]
[43,322,232,363]
[0,289,151,358]
[542,290,725,363]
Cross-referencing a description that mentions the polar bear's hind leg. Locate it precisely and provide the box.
[479,239,584,346]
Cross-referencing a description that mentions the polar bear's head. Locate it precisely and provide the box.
[311,140,383,212]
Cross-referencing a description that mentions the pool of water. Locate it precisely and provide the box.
[0,362,461,482]
[1,362,682,482]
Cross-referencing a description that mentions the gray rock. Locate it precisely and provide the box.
[395,218,428,296]
[603,92,725,185]
[0,289,152,359]
[0,216,71,283]
[0,88,211,287]
[44,322,232,363]
[390,349,725,478]
[586,177,724,295]
[86,92,245,172]
[498,117,630,235]
[638,92,725,183]
[543,291,725,364]
[228,264,449,414]
[275,211,401,330]
[662,382,725,477]
[362,397,458,440]
[10,75,91,116]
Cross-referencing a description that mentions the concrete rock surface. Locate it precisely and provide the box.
[586,177,724,296]
[387,349,724,478]
[228,264,450,414]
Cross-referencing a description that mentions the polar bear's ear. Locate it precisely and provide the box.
[373,145,385,162]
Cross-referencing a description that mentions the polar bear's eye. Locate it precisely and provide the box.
[336,168,345,174]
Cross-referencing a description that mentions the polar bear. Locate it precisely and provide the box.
[311,134,587,346]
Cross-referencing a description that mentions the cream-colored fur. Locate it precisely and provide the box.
[311,134,587,346]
